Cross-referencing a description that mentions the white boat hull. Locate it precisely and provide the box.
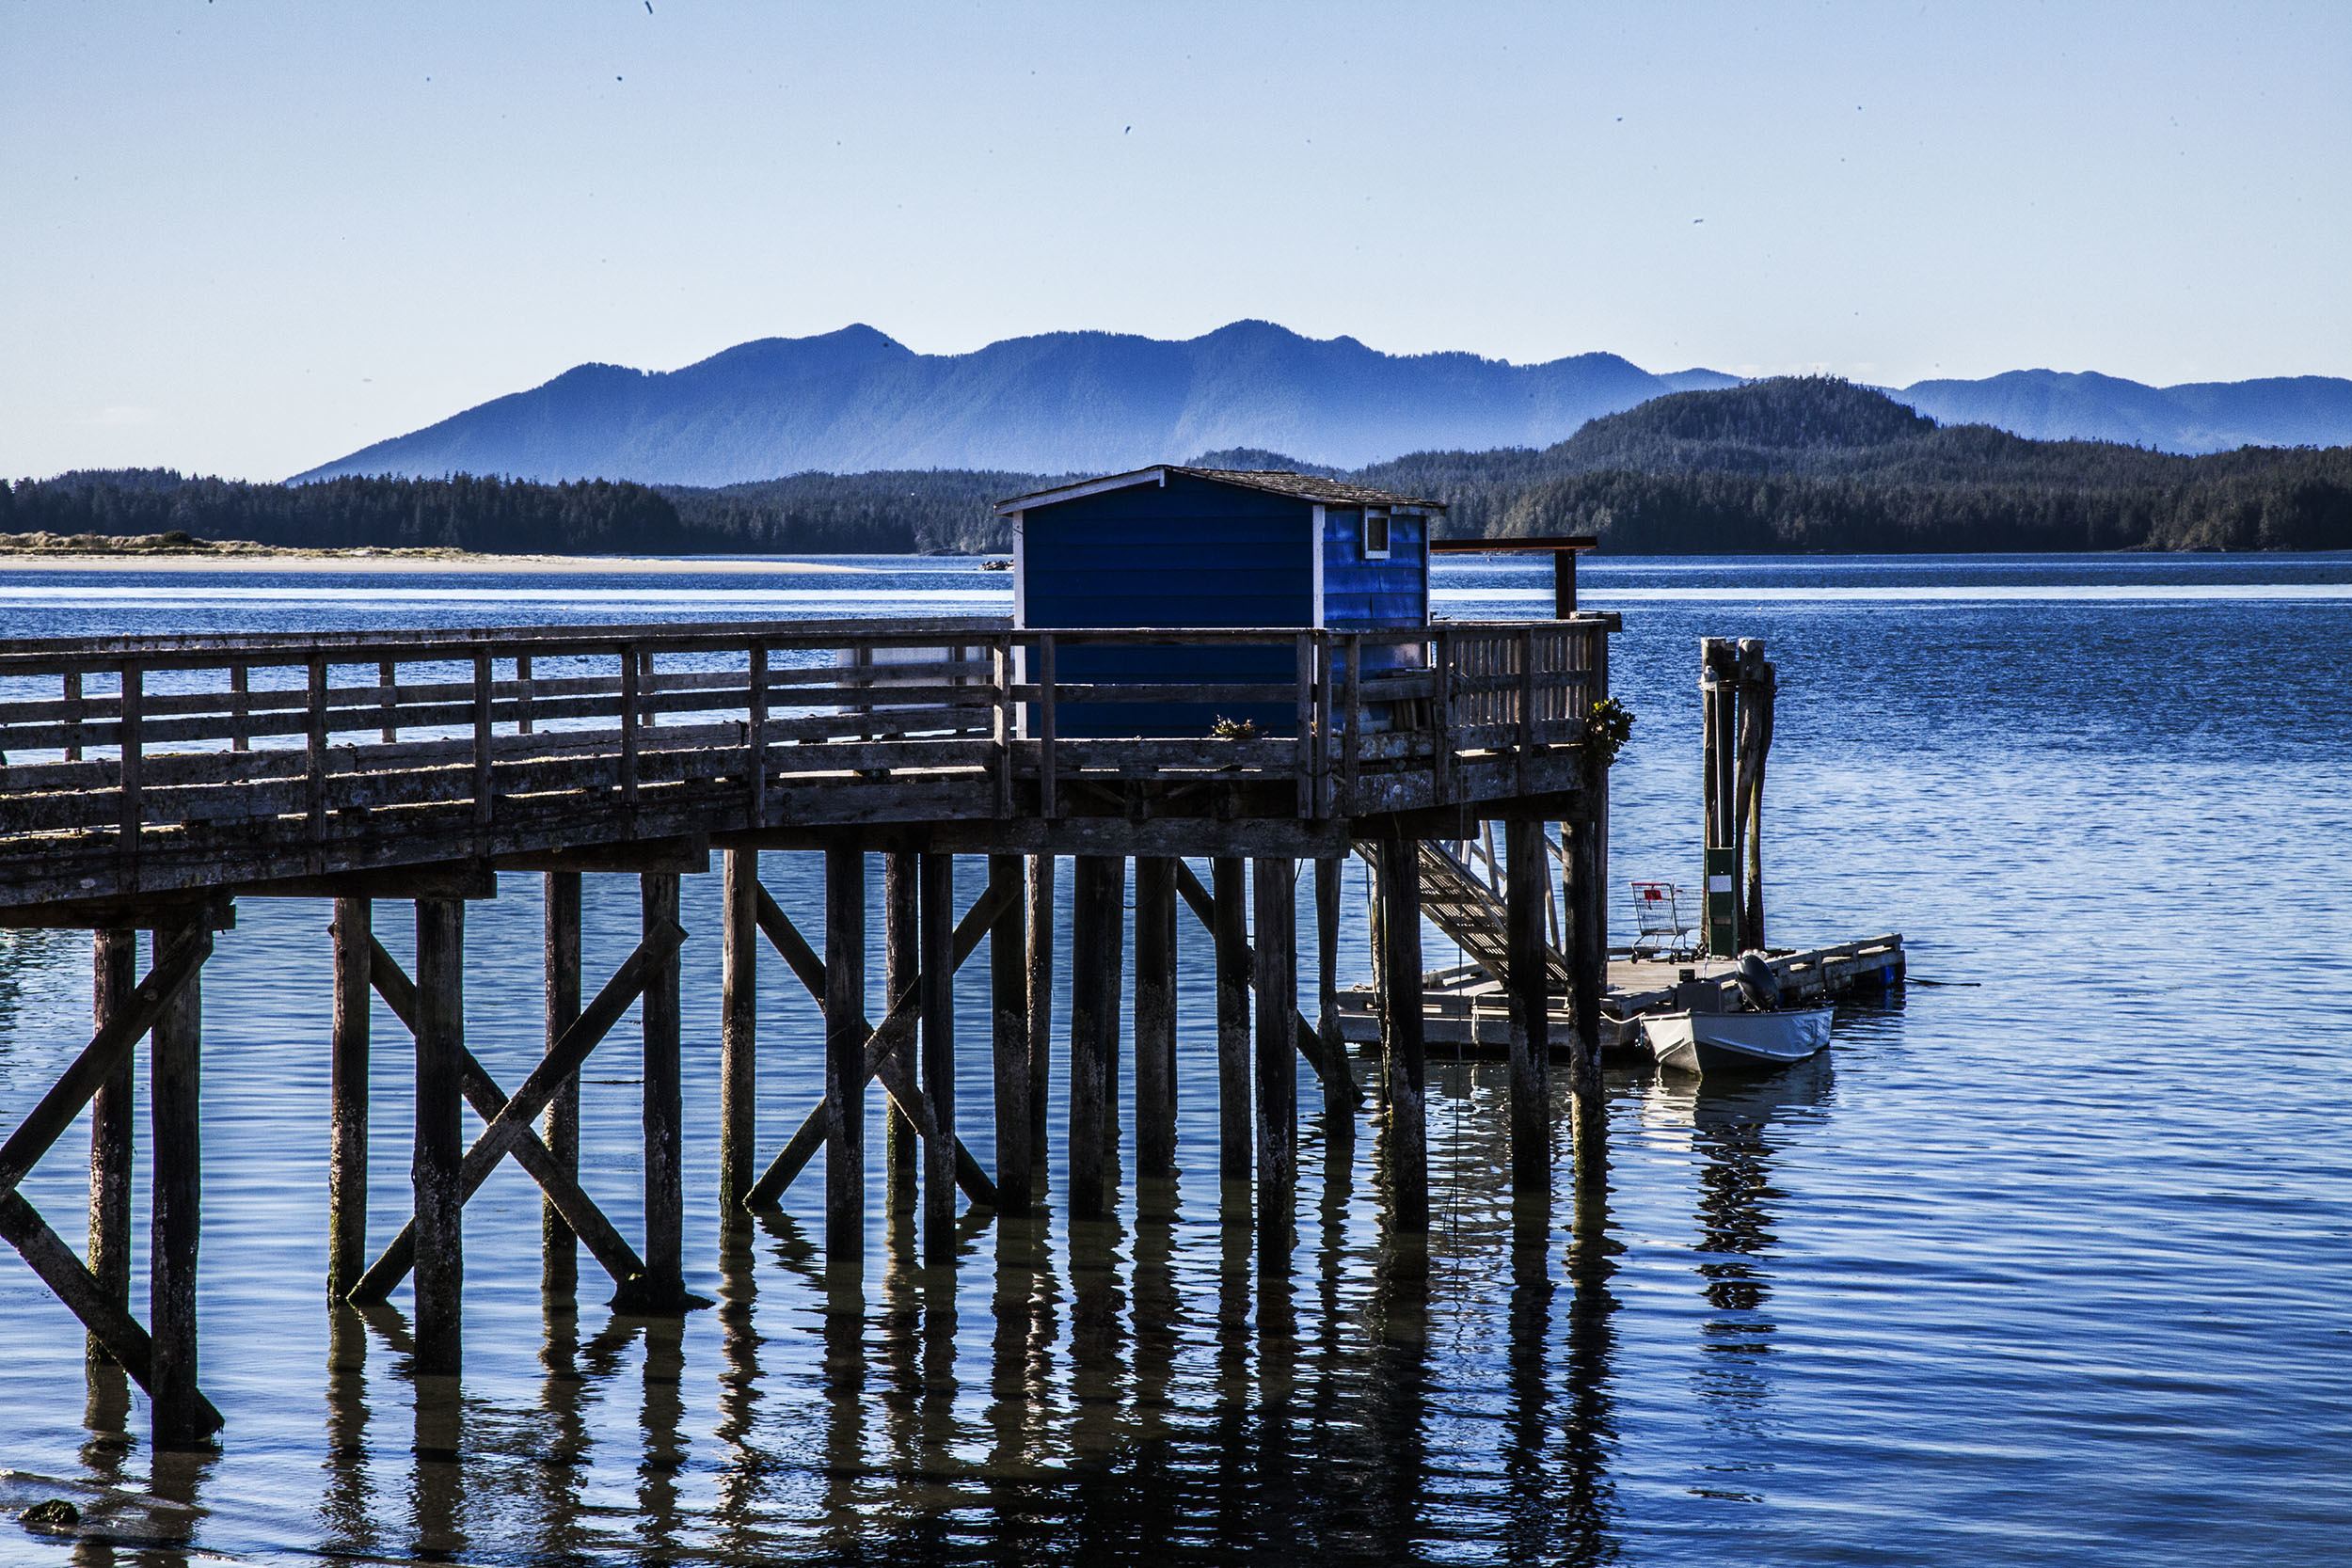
[1643,1006,1835,1074]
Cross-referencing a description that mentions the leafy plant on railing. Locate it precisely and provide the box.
[1209,716,1263,741]
[1584,696,1634,764]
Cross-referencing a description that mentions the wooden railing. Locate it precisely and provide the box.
[0,616,1609,905]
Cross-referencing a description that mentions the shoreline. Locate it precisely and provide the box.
[0,539,875,575]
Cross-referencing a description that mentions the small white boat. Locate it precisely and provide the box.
[1642,1005,1835,1074]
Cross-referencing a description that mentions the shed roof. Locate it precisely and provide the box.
[995,466,1445,515]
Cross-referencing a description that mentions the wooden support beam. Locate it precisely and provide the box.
[543,869,582,1294]
[411,897,465,1377]
[500,836,709,876]
[1378,838,1428,1232]
[149,914,205,1447]
[1025,855,1056,1186]
[327,899,370,1301]
[989,854,1030,1215]
[1315,854,1349,1135]
[883,850,919,1216]
[87,928,135,1361]
[1133,856,1179,1179]
[641,871,685,1303]
[718,849,757,1218]
[240,863,496,903]
[354,920,681,1305]
[743,878,1010,1210]
[823,844,866,1262]
[1503,818,1552,1199]
[0,1190,223,1437]
[1565,805,1608,1209]
[1173,859,1359,1107]
[919,851,956,1263]
[1068,855,1121,1221]
[1213,856,1251,1183]
[0,924,213,1203]
[1253,857,1298,1261]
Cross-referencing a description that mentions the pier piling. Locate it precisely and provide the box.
[411,897,465,1377]
[641,871,685,1306]
[1213,857,1251,1185]
[1068,856,1121,1221]
[1134,856,1179,1179]
[822,845,867,1262]
[542,871,582,1294]
[989,855,1030,1214]
[884,851,919,1216]
[150,914,205,1448]
[88,927,136,1355]
[718,851,758,1219]
[1377,838,1428,1232]
[1503,818,1552,1198]
[1025,855,1055,1191]
[918,851,957,1263]
[1252,857,1297,1262]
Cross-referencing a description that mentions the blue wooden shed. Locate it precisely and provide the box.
[995,466,1444,737]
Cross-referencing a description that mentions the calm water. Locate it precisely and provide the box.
[2,553,2348,1565]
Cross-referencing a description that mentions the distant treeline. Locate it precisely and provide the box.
[9,379,2351,554]
[0,469,691,553]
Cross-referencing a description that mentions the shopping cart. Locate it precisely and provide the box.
[1627,880,1698,961]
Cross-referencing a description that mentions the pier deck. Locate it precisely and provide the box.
[0,610,1622,1452]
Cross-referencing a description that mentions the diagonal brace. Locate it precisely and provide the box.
[0,1191,226,1436]
[744,879,1010,1210]
[0,926,212,1200]
[1173,859,1360,1108]
[349,921,683,1305]
[362,935,648,1295]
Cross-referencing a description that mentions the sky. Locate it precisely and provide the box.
[5,1,2349,481]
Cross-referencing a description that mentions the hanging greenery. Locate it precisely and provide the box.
[1584,696,1635,764]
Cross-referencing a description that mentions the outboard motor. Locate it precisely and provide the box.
[1735,950,1782,1011]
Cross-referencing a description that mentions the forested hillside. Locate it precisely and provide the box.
[12,379,2351,555]
[0,469,690,553]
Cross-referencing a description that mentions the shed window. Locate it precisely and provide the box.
[1363,509,1392,560]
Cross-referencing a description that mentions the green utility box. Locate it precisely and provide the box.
[1704,845,1739,957]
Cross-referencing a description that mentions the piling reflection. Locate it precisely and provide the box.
[71,1096,1661,1566]
[1660,1056,1832,1500]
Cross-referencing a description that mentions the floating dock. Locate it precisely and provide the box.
[1336,934,1909,1057]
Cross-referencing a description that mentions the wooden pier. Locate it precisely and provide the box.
[0,611,1617,1450]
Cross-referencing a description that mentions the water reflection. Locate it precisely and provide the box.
[1649,1057,1834,1504]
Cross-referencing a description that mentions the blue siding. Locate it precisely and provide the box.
[1320,507,1429,631]
[1022,473,1311,736]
